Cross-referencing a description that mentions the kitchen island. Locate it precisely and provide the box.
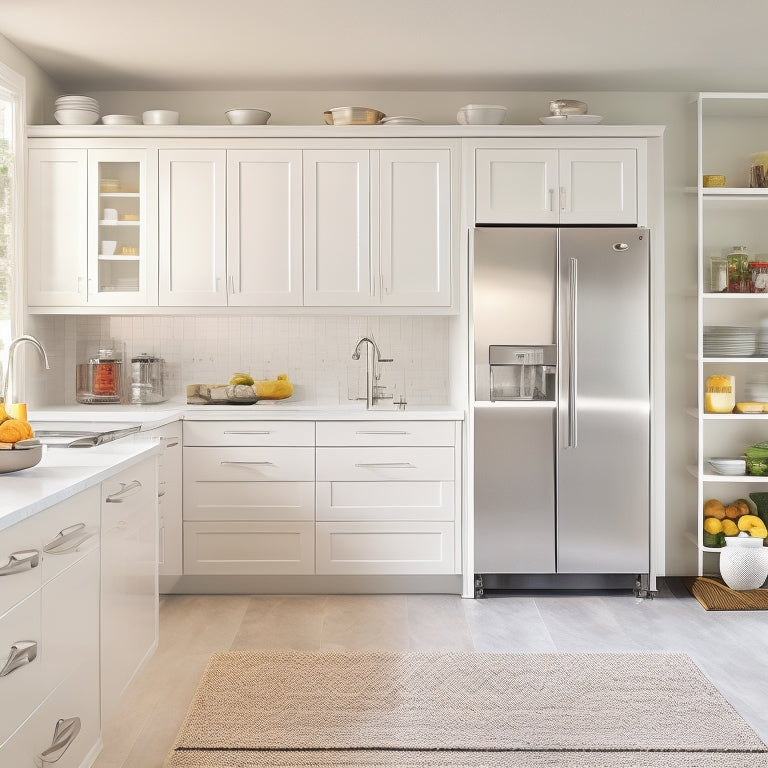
[0,437,160,767]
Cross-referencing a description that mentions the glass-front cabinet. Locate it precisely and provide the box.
[87,149,156,304]
[27,146,156,307]
[696,93,768,576]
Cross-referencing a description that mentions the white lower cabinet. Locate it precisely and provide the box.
[180,418,462,579]
[100,455,158,726]
[314,421,459,575]
[182,421,316,575]
[0,485,101,767]
[142,422,183,577]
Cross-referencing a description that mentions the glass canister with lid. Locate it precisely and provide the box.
[76,343,124,403]
[727,245,751,292]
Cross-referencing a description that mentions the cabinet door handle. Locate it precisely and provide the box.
[354,462,416,468]
[559,185,566,212]
[354,430,410,435]
[164,440,179,448]
[43,523,95,555]
[0,640,37,677]
[37,716,81,764]
[0,549,39,576]
[220,460,275,466]
[548,188,555,212]
[223,430,272,435]
[106,480,142,503]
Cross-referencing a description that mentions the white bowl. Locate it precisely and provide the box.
[142,110,179,125]
[101,114,139,125]
[457,104,507,125]
[54,109,99,125]
[225,108,271,125]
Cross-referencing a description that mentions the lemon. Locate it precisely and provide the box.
[229,373,254,386]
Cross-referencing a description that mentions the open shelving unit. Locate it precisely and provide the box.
[696,92,768,575]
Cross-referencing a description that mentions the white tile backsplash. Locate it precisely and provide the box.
[24,314,450,407]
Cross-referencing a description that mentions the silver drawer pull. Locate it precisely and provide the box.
[223,430,273,435]
[354,462,416,468]
[37,716,81,765]
[43,523,94,555]
[355,430,410,435]
[0,549,39,576]
[220,460,275,466]
[164,440,179,448]
[106,480,142,503]
[0,640,37,677]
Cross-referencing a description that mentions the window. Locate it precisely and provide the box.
[0,63,24,381]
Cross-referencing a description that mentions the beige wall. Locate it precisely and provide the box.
[0,34,59,123]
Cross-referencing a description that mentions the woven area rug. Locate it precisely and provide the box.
[684,576,768,610]
[165,650,768,768]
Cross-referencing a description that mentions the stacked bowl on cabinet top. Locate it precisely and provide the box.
[54,94,100,125]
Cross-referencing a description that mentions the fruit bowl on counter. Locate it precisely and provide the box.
[186,374,293,405]
[0,440,43,474]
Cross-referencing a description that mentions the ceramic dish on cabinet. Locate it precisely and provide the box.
[142,110,179,125]
[101,114,140,125]
[707,457,747,475]
[539,114,604,125]
[380,116,425,125]
[324,107,385,125]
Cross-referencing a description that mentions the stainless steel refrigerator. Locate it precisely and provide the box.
[472,227,650,591]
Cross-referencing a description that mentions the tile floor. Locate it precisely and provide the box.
[93,580,768,768]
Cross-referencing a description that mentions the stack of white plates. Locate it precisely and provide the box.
[381,116,424,125]
[703,326,757,357]
[708,457,746,475]
[54,94,100,125]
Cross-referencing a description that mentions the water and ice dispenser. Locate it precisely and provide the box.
[488,345,556,401]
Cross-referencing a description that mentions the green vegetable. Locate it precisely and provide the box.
[703,530,725,548]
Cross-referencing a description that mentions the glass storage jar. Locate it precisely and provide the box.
[710,255,728,293]
[727,245,751,293]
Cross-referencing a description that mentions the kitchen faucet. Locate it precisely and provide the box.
[352,336,393,408]
[1,335,51,405]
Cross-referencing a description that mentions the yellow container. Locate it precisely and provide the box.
[704,374,735,414]
[702,174,726,187]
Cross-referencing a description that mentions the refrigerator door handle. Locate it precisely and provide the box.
[567,256,578,448]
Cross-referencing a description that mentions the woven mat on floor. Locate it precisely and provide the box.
[164,650,768,768]
[684,576,768,610]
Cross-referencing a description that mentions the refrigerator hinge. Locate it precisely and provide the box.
[474,574,485,599]
[634,573,655,599]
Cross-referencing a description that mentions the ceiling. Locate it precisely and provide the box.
[2,0,768,93]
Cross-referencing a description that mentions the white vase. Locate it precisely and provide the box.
[719,536,768,590]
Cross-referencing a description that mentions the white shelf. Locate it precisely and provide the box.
[98,220,140,226]
[99,191,139,197]
[97,254,140,261]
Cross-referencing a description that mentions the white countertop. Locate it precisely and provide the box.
[28,401,465,426]
[1,438,161,532]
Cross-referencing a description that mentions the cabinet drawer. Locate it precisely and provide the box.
[316,481,454,522]
[42,547,99,703]
[184,420,314,446]
[39,485,100,584]
[184,521,314,574]
[0,656,100,768]
[316,521,454,574]
[0,518,42,618]
[184,480,314,522]
[0,592,43,745]
[317,447,454,481]
[184,446,315,482]
[316,420,455,446]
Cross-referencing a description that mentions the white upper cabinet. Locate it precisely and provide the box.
[28,147,157,307]
[379,148,452,307]
[303,149,373,306]
[304,145,455,308]
[87,149,156,305]
[158,149,227,306]
[227,150,303,306]
[475,146,637,224]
